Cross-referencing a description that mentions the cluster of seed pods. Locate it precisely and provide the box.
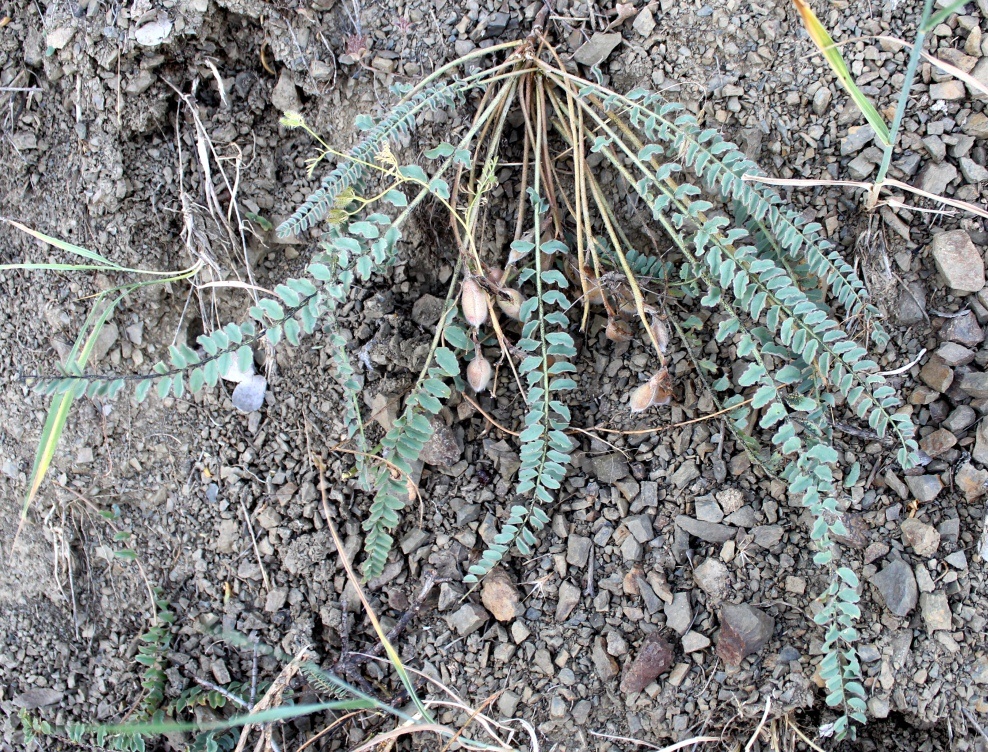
[459,273,523,394]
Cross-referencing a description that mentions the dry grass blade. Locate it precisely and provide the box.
[588,731,721,750]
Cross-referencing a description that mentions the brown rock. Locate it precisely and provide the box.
[937,342,976,367]
[931,230,986,293]
[592,636,620,681]
[716,604,775,666]
[419,417,462,466]
[959,371,988,399]
[901,518,941,557]
[919,428,957,457]
[919,355,954,393]
[956,463,988,499]
[941,310,985,347]
[619,633,674,694]
[481,568,523,621]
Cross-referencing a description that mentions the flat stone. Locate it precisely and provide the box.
[693,558,729,602]
[943,405,977,433]
[13,689,64,710]
[870,559,917,616]
[592,636,619,680]
[566,534,592,567]
[619,633,673,694]
[931,80,967,100]
[681,630,711,653]
[956,462,988,499]
[573,32,623,67]
[716,604,775,666]
[959,371,988,399]
[897,281,927,325]
[901,518,940,556]
[937,342,976,366]
[918,161,958,194]
[411,294,444,327]
[975,420,988,465]
[812,86,832,115]
[592,452,629,484]
[555,580,581,621]
[961,156,988,183]
[265,587,288,612]
[695,496,725,523]
[841,124,875,155]
[665,591,692,635]
[271,70,301,112]
[716,488,745,513]
[905,475,943,503]
[46,26,76,50]
[919,428,957,457]
[632,6,656,36]
[481,568,523,621]
[941,310,985,346]
[964,111,988,138]
[675,515,736,543]
[752,525,784,548]
[419,417,462,466]
[625,514,654,543]
[920,591,952,633]
[931,230,985,292]
[671,460,700,488]
[919,355,953,393]
[216,518,240,553]
[134,17,174,47]
[446,603,488,636]
[945,550,968,569]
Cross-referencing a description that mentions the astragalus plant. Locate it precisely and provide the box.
[26,15,917,740]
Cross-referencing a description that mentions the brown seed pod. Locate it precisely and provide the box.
[487,267,505,285]
[606,317,633,343]
[467,354,493,393]
[629,368,673,412]
[461,277,489,328]
[650,315,670,354]
[497,288,524,321]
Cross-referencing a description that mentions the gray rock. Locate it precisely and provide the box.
[411,294,444,327]
[592,452,628,484]
[919,429,956,457]
[693,558,729,602]
[943,405,977,433]
[265,587,288,612]
[695,496,725,523]
[573,32,623,67]
[271,70,301,112]
[419,418,462,466]
[216,518,240,553]
[904,475,943,503]
[625,514,654,543]
[931,230,985,292]
[964,111,988,138]
[498,690,521,717]
[897,281,926,325]
[716,604,775,666]
[13,688,64,709]
[665,591,692,635]
[960,371,988,399]
[841,124,875,155]
[812,86,832,115]
[919,355,953,392]
[871,559,917,616]
[671,460,700,488]
[937,342,976,366]
[682,630,711,653]
[975,420,988,465]
[556,580,581,621]
[920,591,952,633]
[633,6,656,36]
[724,506,757,528]
[566,534,592,567]
[134,18,174,47]
[945,550,968,569]
[446,603,488,636]
[716,488,745,513]
[47,26,75,50]
[918,161,958,195]
[901,518,940,556]
[960,156,988,183]
[592,636,619,680]
[752,525,784,548]
[481,568,523,622]
[941,310,985,346]
[675,515,736,543]
[869,696,891,719]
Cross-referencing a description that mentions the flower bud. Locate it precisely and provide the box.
[497,288,524,321]
[461,277,489,328]
[606,318,633,343]
[467,354,493,393]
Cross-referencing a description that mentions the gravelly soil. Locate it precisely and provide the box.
[2,0,988,750]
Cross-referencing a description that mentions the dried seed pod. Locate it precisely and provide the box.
[650,315,670,354]
[629,368,673,412]
[467,354,493,393]
[606,317,633,343]
[487,267,505,285]
[497,288,524,321]
[461,277,489,328]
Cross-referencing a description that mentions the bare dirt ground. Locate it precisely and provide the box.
[2,0,988,749]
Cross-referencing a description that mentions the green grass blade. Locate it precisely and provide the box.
[923,0,966,30]
[792,0,891,146]
[4,220,125,269]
